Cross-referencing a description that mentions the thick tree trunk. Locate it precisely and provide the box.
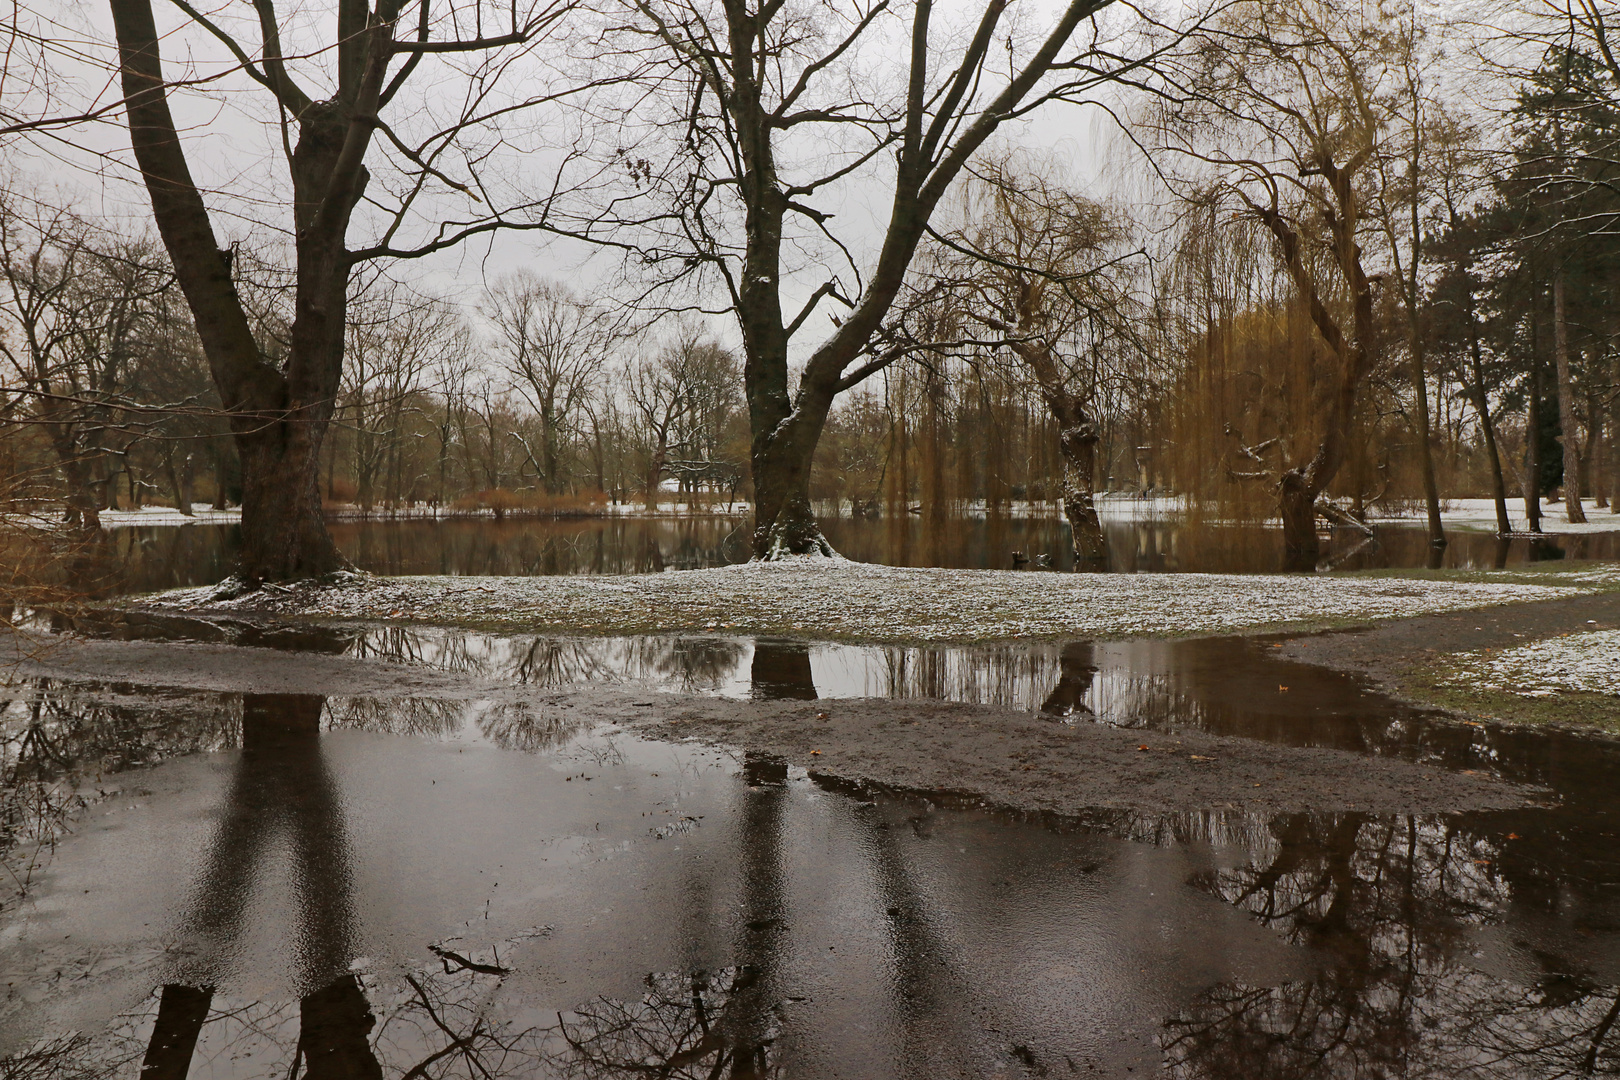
[44,422,101,530]
[1278,472,1319,572]
[111,0,367,585]
[1612,350,1620,514]
[1055,409,1106,567]
[749,387,836,558]
[751,438,835,558]
[237,427,343,582]
[165,450,195,516]
[1553,271,1586,523]
[645,437,668,513]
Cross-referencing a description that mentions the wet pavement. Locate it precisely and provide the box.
[1,625,1618,1076]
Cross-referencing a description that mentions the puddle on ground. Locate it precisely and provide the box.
[3,627,1620,1076]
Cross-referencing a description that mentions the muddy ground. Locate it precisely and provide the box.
[1277,590,1620,728]
[5,629,1537,817]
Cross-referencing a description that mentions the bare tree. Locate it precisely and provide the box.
[0,190,183,528]
[486,275,609,496]
[551,0,1154,556]
[339,283,460,509]
[928,159,1144,565]
[1368,11,1448,557]
[104,0,576,583]
[1153,0,1401,570]
[624,328,738,509]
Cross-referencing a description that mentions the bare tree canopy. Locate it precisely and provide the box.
[100,0,581,583]
[531,0,1165,556]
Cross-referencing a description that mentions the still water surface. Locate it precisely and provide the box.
[1,622,1617,1076]
[92,512,1620,594]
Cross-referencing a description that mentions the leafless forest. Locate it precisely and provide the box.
[2,0,1618,579]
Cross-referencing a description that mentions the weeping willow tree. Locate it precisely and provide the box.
[1160,201,1405,561]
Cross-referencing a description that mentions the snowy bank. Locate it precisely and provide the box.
[99,505,240,527]
[138,559,1616,643]
[1368,497,1620,535]
[1439,629,1620,700]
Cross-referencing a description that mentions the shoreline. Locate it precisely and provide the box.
[117,559,1620,644]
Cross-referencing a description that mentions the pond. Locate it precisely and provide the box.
[2,621,1618,1077]
[84,512,1620,595]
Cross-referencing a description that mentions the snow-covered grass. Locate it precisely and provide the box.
[139,558,1614,644]
[1439,630,1620,699]
[1367,497,1620,535]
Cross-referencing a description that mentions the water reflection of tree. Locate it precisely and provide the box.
[0,681,238,780]
[176,694,363,991]
[323,694,468,738]
[0,682,238,888]
[1164,810,1620,1079]
[545,967,783,1078]
[750,640,816,700]
[477,701,587,752]
[340,626,749,694]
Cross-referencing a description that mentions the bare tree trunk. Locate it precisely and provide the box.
[1591,386,1607,509]
[1553,270,1587,522]
[42,419,101,529]
[165,449,195,516]
[1612,349,1620,514]
[1467,323,1511,535]
[1411,330,1446,550]
[1526,337,1544,534]
[751,406,837,558]
[1278,473,1319,572]
[645,437,667,513]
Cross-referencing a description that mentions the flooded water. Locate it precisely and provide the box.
[85,513,1619,594]
[3,622,1620,1076]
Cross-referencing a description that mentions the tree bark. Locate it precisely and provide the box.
[1010,335,1107,567]
[751,404,837,558]
[1612,349,1620,514]
[42,414,101,529]
[1553,270,1587,522]
[1278,472,1319,572]
[1057,413,1107,567]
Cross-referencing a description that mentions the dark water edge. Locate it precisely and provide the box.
[2,626,1619,1076]
[85,513,1620,595]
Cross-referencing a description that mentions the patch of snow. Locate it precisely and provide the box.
[138,561,1610,643]
[98,505,241,527]
[1367,497,1620,535]
[1442,629,1620,699]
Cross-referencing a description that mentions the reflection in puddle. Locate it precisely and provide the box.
[2,646,1620,1075]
